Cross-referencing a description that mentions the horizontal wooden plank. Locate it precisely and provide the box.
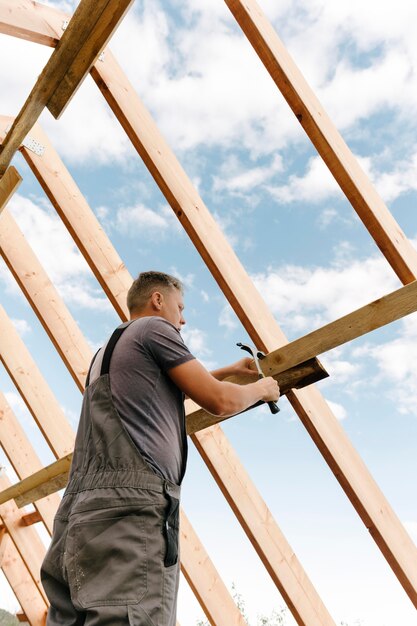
[260,279,417,379]
[0,454,72,506]
[0,165,22,213]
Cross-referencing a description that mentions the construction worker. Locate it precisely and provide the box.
[41,271,280,626]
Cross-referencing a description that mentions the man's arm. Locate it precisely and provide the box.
[168,358,279,418]
[210,356,258,381]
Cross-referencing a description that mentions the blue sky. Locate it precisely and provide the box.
[0,0,417,624]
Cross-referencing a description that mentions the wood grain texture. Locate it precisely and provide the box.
[0,455,72,507]
[0,210,93,391]
[224,0,417,284]
[0,391,61,533]
[0,165,22,213]
[0,475,48,604]
[0,0,134,175]
[180,511,248,626]
[0,303,75,457]
[0,117,132,321]
[0,534,47,626]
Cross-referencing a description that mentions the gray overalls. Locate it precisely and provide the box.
[41,322,182,626]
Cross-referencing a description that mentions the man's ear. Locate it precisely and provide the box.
[150,291,163,310]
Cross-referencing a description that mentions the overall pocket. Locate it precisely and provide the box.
[67,511,147,609]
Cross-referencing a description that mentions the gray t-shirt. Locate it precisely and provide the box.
[90,316,195,485]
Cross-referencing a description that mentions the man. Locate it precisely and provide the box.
[41,271,279,626]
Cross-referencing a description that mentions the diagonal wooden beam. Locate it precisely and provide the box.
[0,391,61,534]
[0,304,75,458]
[224,0,417,284]
[0,212,92,391]
[0,475,48,604]
[0,116,133,321]
[0,165,22,214]
[0,0,134,176]
[0,533,48,626]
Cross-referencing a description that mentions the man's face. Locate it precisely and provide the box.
[160,287,186,331]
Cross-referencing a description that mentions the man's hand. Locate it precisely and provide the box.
[210,357,258,381]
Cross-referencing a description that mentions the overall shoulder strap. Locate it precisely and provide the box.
[100,321,134,376]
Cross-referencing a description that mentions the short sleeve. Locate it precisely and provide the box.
[143,317,195,371]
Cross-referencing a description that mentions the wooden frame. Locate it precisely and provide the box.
[0,0,416,622]
[0,0,135,175]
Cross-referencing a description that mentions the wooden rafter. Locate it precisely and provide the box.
[224,0,417,284]
[0,0,135,176]
[0,304,75,458]
[0,165,22,214]
[0,534,48,626]
[0,391,61,534]
[0,475,48,604]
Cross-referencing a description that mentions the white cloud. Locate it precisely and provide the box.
[219,304,239,331]
[356,312,417,416]
[115,203,169,236]
[181,328,211,358]
[213,154,284,195]
[181,327,217,370]
[4,391,27,415]
[325,399,348,421]
[10,318,32,336]
[251,253,400,335]
[266,156,341,204]
[403,520,417,546]
[2,195,110,311]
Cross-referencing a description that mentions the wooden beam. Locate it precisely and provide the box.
[21,511,42,526]
[0,116,133,321]
[0,391,61,533]
[180,512,248,626]
[0,165,22,214]
[0,0,64,47]
[0,534,48,626]
[0,0,134,176]
[224,0,417,284]
[261,279,417,378]
[0,454,72,507]
[1,0,416,610]
[0,304,75,458]
[0,524,7,565]
[0,475,48,604]
[0,211,93,391]
[16,613,29,623]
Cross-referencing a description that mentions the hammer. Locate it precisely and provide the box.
[237,342,280,414]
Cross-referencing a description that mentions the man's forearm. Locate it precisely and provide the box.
[210,365,235,381]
